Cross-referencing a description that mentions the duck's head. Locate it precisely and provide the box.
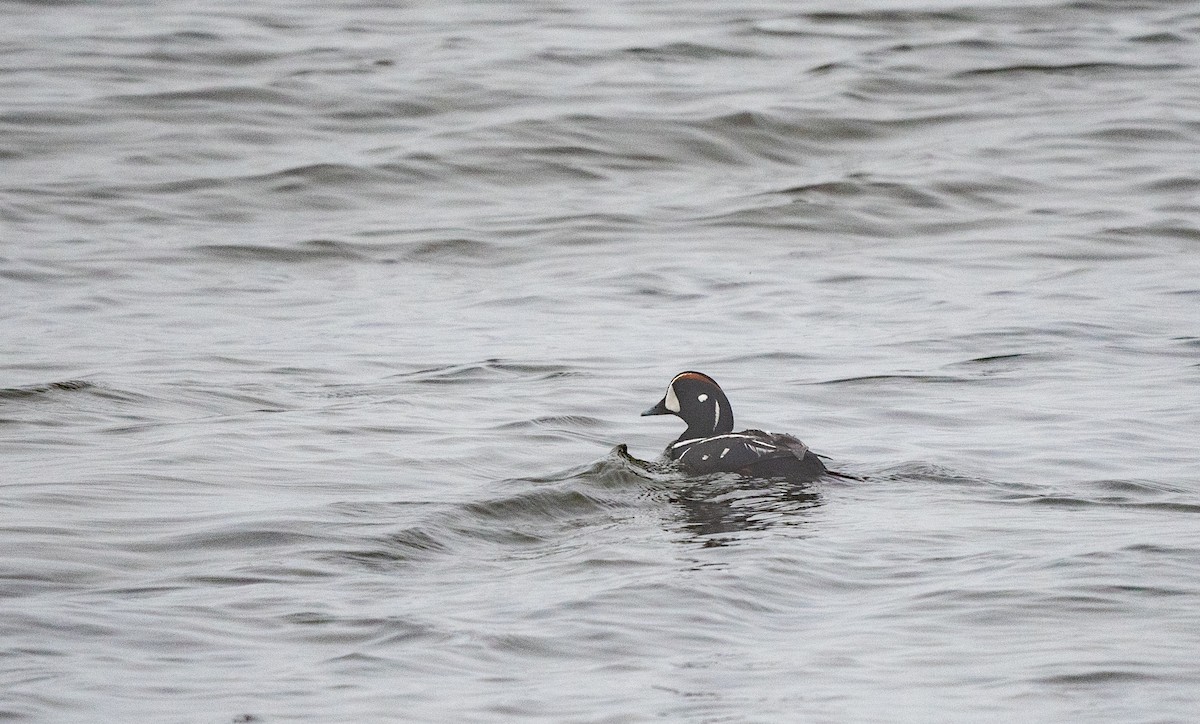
[642,371,735,438]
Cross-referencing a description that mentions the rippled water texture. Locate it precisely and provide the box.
[3,0,1200,721]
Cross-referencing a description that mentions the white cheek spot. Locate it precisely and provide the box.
[720,448,729,458]
[665,384,680,413]
[697,394,708,402]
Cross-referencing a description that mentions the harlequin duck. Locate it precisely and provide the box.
[642,371,829,482]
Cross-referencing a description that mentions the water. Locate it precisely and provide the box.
[3,0,1200,720]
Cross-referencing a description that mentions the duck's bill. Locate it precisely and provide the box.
[641,398,670,416]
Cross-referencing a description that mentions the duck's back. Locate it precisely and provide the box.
[670,429,827,482]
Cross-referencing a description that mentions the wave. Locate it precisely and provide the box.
[196,235,519,266]
[334,448,658,568]
[957,62,1185,78]
[0,379,94,400]
[388,359,577,385]
[107,85,302,108]
[623,41,756,61]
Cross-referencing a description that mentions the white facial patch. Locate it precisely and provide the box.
[697,394,708,402]
[665,383,680,413]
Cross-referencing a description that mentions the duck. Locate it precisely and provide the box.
[641,371,829,482]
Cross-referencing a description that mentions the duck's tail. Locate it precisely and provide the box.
[824,469,864,481]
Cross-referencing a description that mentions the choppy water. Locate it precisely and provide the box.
[3,0,1200,720]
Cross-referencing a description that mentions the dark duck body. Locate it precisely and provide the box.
[642,371,828,482]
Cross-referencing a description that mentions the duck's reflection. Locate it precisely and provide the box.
[668,476,822,545]
[613,443,824,546]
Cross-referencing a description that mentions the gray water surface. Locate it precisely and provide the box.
[3,0,1200,721]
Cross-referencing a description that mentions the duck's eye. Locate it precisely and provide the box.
[697,394,709,402]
